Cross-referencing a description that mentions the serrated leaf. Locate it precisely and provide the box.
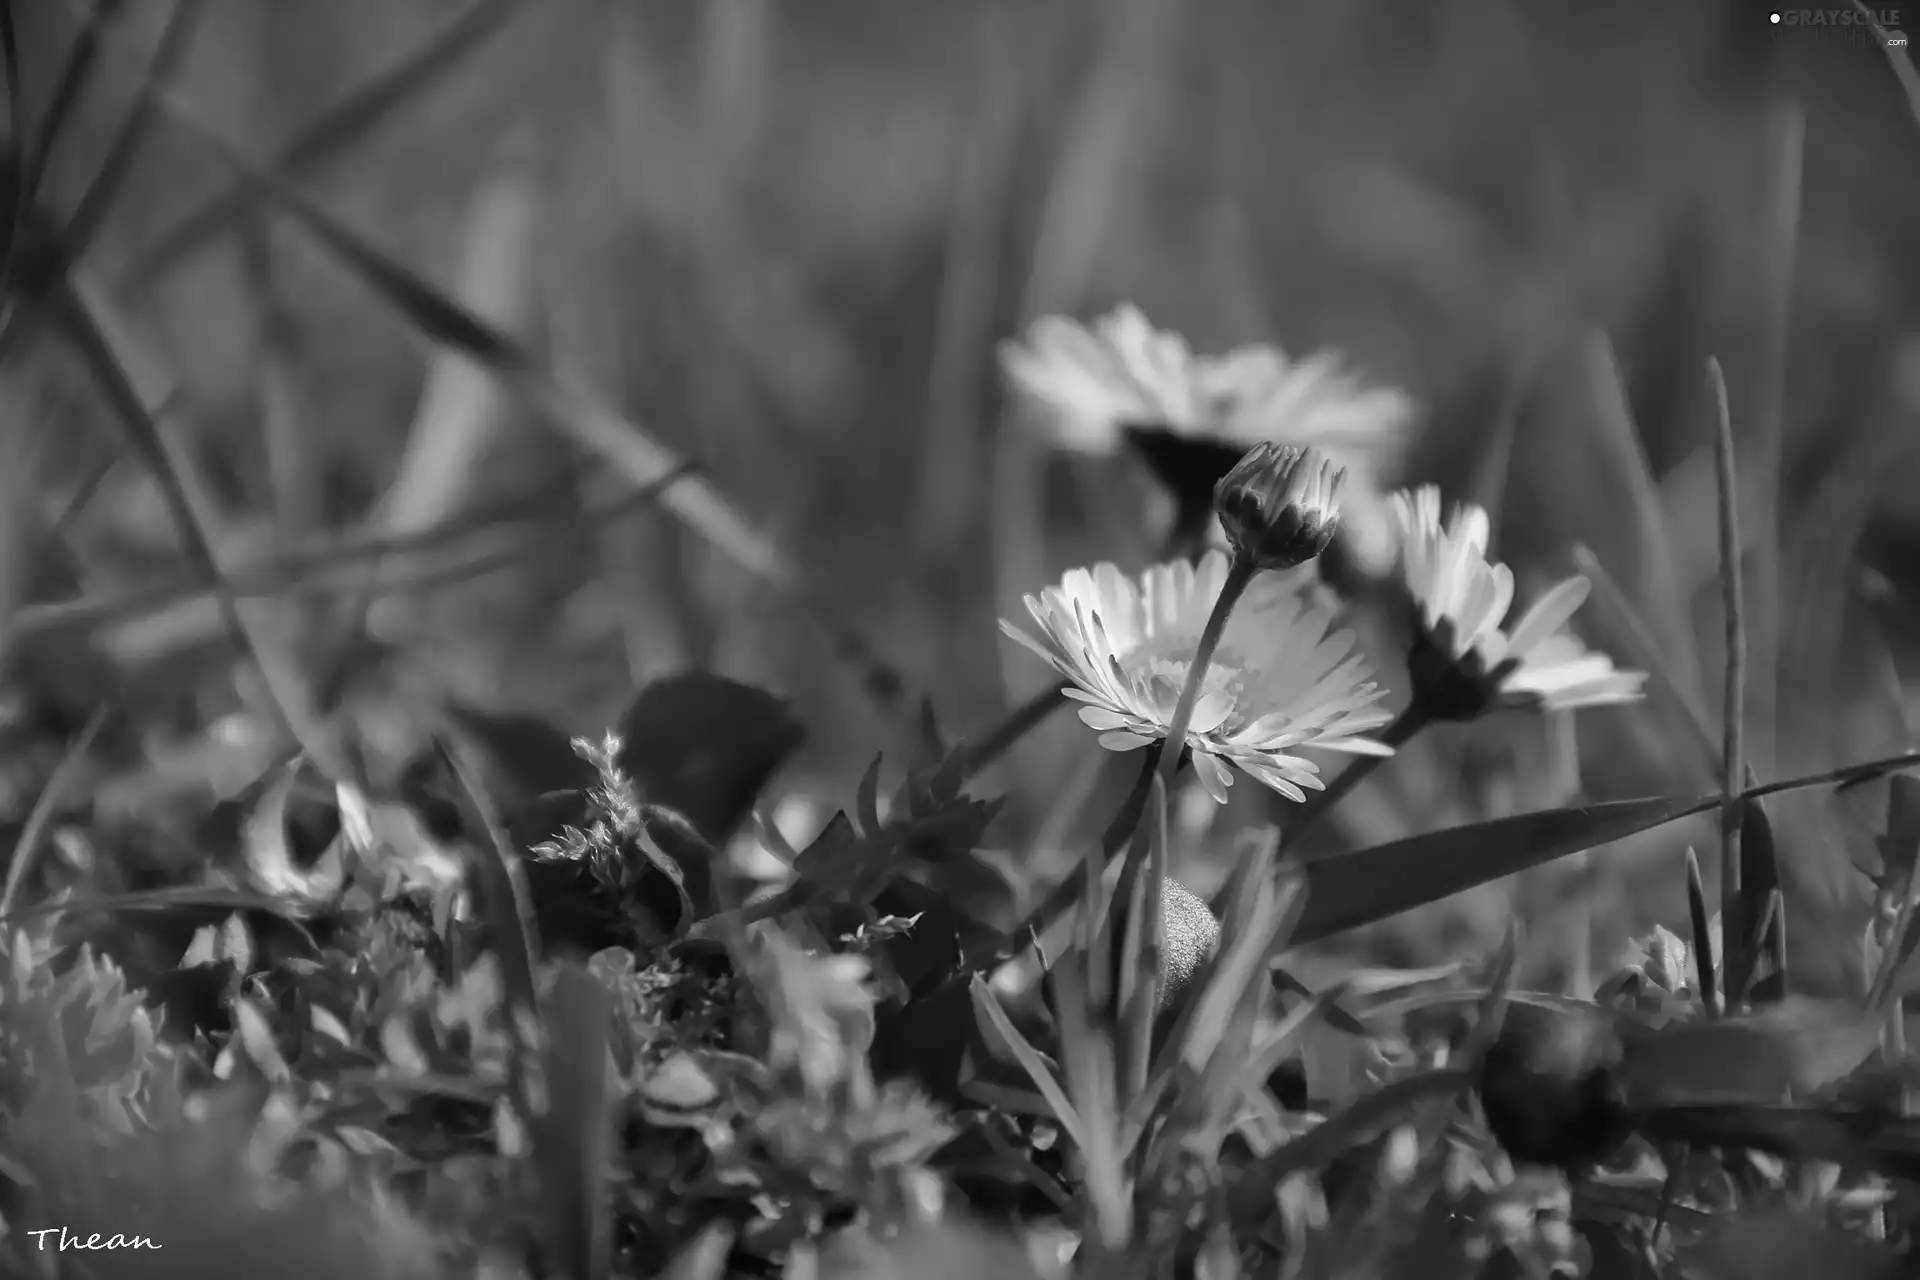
[1294,795,1718,944]
[614,672,804,845]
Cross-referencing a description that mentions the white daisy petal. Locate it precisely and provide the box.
[1388,487,1645,716]
[999,549,1396,803]
[1100,731,1156,752]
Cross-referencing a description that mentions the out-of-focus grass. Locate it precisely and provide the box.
[4,0,1919,992]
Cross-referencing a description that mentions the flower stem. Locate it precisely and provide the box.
[1151,557,1259,804]
[1280,703,1430,855]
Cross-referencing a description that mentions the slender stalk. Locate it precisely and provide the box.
[1151,558,1258,803]
[1278,703,1430,856]
[1708,358,1748,1007]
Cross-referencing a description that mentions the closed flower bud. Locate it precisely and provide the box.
[1212,442,1345,571]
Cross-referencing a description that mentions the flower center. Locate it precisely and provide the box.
[1116,636,1251,726]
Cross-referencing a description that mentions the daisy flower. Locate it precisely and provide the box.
[1388,486,1648,718]
[998,305,1414,571]
[999,550,1395,802]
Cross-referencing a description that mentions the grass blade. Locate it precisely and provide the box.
[0,702,110,919]
[1708,357,1751,1008]
[44,270,345,781]
[1294,795,1720,945]
[121,0,523,289]
[968,974,1088,1157]
[1686,846,1720,1017]
[539,964,613,1280]
[432,732,545,1136]
[60,0,206,262]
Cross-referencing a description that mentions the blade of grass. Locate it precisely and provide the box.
[112,68,921,713]
[0,702,109,919]
[20,0,118,188]
[1708,357,1749,1009]
[968,974,1090,1157]
[0,0,204,355]
[1293,796,1722,945]
[1117,776,1168,1105]
[120,0,523,290]
[539,964,612,1280]
[44,269,347,781]
[1687,846,1721,1017]
[5,461,691,643]
[60,0,204,261]
[432,732,544,1126]
[0,0,25,311]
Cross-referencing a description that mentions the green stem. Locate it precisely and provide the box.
[1152,558,1259,805]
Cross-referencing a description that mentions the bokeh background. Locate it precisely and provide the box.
[3,0,1919,999]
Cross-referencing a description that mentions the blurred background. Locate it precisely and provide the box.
[2,0,1918,998]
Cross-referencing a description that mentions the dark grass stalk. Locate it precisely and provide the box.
[45,275,334,776]
[20,0,117,188]
[0,0,205,357]
[1686,846,1721,1018]
[1708,358,1748,1008]
[77,34,925,722]
[1116,776,1167,1106]
[956,680,1070,781]
[431,734,544,1114]
[4,461,697,644]
[538,966,613,1280]
[0,1,25,311]
[0,702,110,919]
[120,0,523,291]
[59,0,204,260]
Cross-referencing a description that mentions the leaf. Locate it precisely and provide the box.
[1730,798,1786,1005]
[615,672,806,845]
[437,702,596,811]
[1686,846,1719,1017]
[1294,795,1718,944]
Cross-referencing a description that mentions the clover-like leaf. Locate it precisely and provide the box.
[615,671,806,846]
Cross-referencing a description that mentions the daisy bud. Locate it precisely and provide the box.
[1212,442,1346,572]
